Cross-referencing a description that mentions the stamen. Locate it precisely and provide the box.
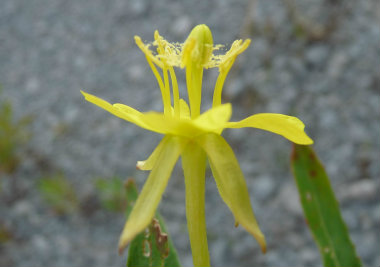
[169,67,180,118]
[185,65,194,118]
[136,29,251,116]
[154,31,165,59]
[162,67,172,116]
[134,36,164,69]
[154,31,174,116]
[144,55,171,115]
[212,58,235,107]
[212,39,251,107]
[219,40,251,72]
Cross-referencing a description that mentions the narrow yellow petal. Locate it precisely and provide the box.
[140,111,202,138]
[196,133,267,252]
[179,99,190,119]
[182,142,210,267]
[194,103,231,132]
[136,136,170,171]
[81,91,153,131]
[140,104,232,137]
[227,113,314,145]
[113,107,174,135]
[112,103,144,117]
[118,136,186,253]
[139,112,182,135]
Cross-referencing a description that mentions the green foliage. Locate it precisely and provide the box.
[38,173,78,215]
[125,179,181,267]
[0,94,31,174]
[291,145,362,267]
[95,177,127,212]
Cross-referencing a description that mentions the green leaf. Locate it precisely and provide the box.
[95,177,127,212]
[124,179,181,267]
[0,91,32,174]
[38,173,78,215]
[291,145,362,267]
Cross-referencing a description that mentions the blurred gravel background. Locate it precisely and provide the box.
[1,0,379,266]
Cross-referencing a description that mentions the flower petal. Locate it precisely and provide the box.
[81,91,153,131]
[194,103,231,132]
[140,112,192,136]
[136,136,170,171]
[112,103,145,118]
[141,104,232,138]
[227,113,313,145]
[196,133,266,252]
[179,99,190,119]
[118,136,186,253]
[182,142,210,267]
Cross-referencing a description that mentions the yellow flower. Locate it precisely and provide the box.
[81,24,313,267]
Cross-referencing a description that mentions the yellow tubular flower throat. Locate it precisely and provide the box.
[81,24,313,267]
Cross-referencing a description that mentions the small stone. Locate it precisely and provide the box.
[305,45,329,67]
[327,52,348,78]
[127,64,145,82]
[338,180,378,201]
[252,175,276,201]
[25,77,40,93]
[13,201,33,217]
[171,16,192,37]
[302,248,319,263]
[55,235,71,255]
[31,235,50,253]
[129,0,147,16]
[319,110,338,129]
[277,183,303,216]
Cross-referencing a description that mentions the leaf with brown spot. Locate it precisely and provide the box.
[125,178,181,267]
[291,145,362,267]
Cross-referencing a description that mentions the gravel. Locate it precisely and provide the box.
[1,0,379,266]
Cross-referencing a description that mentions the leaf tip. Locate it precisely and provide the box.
[124,177,136,188]
[257,234,267,254]
[118,233,132,255]
[118,240,127,255]
[118,224,136,255]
